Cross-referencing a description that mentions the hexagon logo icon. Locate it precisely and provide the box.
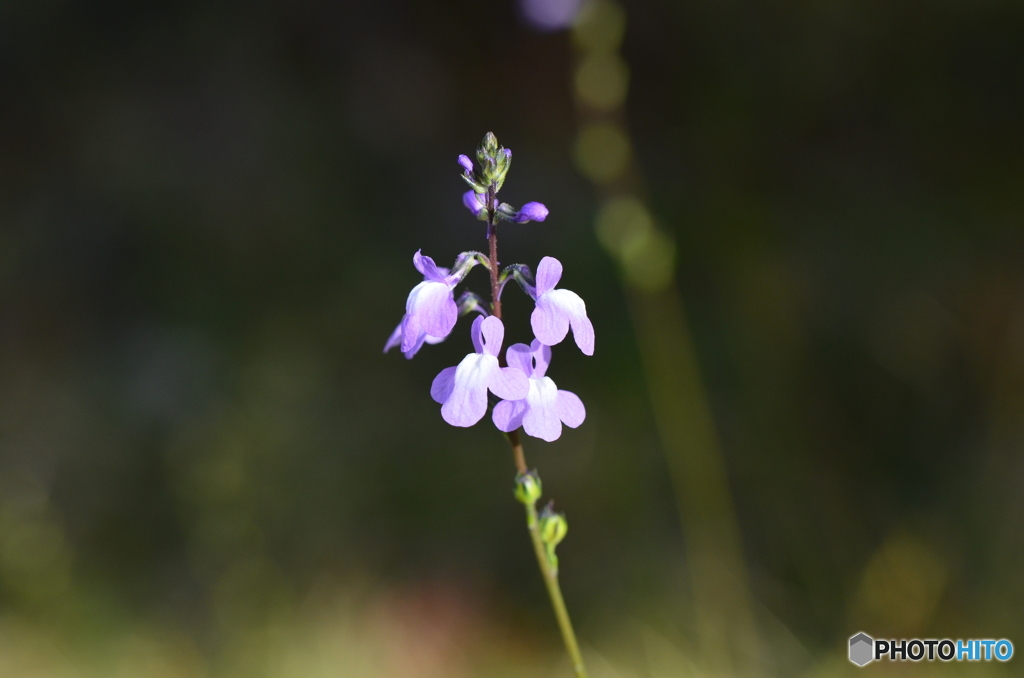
[849,632,874,666]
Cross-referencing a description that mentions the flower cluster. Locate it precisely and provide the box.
[385,133,593,442]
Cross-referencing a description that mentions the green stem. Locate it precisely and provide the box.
[490,190,586,677]
[525,499,588,678]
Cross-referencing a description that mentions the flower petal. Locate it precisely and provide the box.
[399,312,423,354]
[535,256,563,295]
[555,390,586,428]
[492,398,527,432]
[490,366,529,401]
[390,321,444,359]
[384,320,403,354]
[470,315,485,354]
[570,312,594,356]
[529,339,552,378]
[462,190,484,218]
[546,289,594,356]
[440,354,496,427]
[406,280,457,341]
[412,250,446,282]
[478,316,505,357]
[522,377,562,441]
[458,154,474,173]
[402,330,428,359]
[531,296,570,347]
[430,366,457,404]
[505,343,534,375]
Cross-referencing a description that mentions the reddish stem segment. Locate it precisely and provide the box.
[489,227,502,321]
[486,190,525,473]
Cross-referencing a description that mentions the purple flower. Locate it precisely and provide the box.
[530,257,595,355]
[492,340,586,442]
[515,202,548,223]
[462,190,490,220]
[384,250,460,357]
[458,154,474,174]
[431,316,529,427]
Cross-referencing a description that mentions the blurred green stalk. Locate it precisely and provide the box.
[514,459,588,678]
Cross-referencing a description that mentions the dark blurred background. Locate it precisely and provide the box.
[1,0,1023,676]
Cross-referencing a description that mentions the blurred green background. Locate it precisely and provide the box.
[1,0,1022,676]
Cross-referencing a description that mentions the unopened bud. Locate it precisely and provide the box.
[474,132,512,191]
[463,190,489,220]
[481,132,499,155]
[539,503,568,548]
[514,470,542,505]
[514,202,548,223]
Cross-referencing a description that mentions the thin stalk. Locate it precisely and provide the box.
[486,199,588,678]
[487,187,503,321]
[508,430,527,475]
[526,501,588,678]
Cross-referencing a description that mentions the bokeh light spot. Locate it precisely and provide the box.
[574,122,630,184]
[621,229,676,291]
[571,0,627,52]
[595,196,652,255]
[520,0,586,32]
[853,533,949,635]
[575,53,630,110]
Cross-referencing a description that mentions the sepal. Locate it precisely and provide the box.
[456,291,488,317]
[461,173,487,193]
[498,263,537,300]
[448,250,490,284]
[496,203,519,222]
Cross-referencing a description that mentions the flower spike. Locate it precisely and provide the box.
[396,133,590,677]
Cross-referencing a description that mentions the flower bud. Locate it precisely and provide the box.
[458,154,474,174]
[449,250,489,283]
[514,470,542,505]
[481,131,499,156]
[463,190,489,220]
[539,503,568,548]
[515,202,548,223]
[474,132,512,192]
